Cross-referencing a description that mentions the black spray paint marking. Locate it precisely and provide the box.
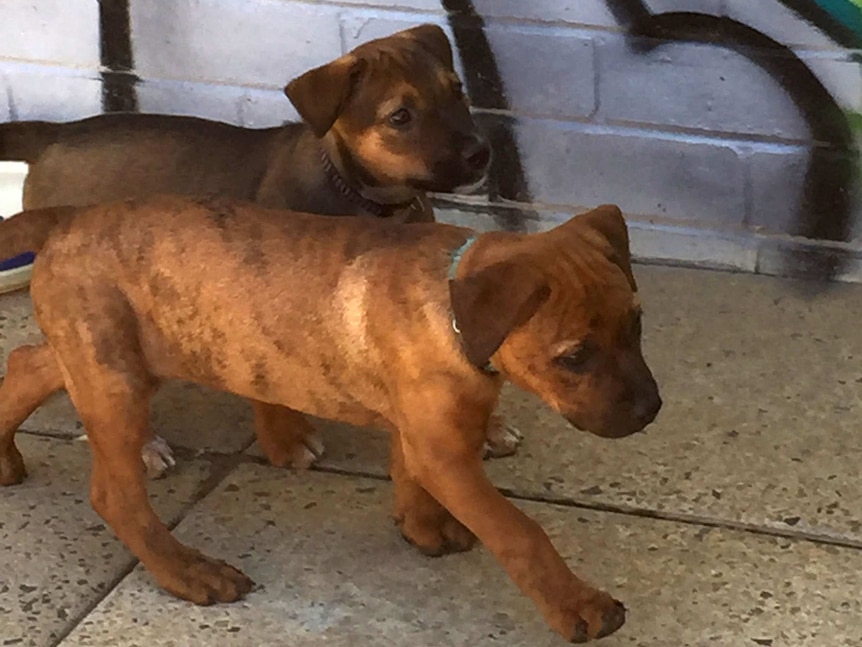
[442,0,532,232]
[99,0,139,112]
[606,0,858,281]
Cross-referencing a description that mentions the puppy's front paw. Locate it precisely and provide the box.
[142,435,177,480]
[159,548,254,605]
[0,442,27,486]
[563,589,626,643]
[397,509,477,557]
[483,415,523,460]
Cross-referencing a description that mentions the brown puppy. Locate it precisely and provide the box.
[1,25,488,220]
[0,198,660,642]
[0,24,513,475]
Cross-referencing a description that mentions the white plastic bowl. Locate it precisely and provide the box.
[0,162,32,294]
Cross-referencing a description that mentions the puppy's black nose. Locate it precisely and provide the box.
[463,137,491,171]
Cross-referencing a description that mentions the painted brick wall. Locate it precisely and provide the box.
[2,0,862,280]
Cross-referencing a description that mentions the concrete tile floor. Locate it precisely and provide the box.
[0,434,216,647]
[1,263,861,646]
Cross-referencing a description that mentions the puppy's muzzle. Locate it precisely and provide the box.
[565,377,662,439]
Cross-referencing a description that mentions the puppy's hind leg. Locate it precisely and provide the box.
[0,343,65,485]
[61,345,253,603]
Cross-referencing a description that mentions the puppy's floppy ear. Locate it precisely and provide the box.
[284,57,367,137]
[576,204,637,291]
[450,260,550,369]
[400,24,455,71]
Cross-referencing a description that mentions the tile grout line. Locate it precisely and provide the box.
[301,462,862,553]
[48,555,141,647]
[493,488,862,552]
[19,431,862,553]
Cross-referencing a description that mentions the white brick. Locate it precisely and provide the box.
[512,118,746,225]
[799,52,862,112]
[470,0,618,29]
[629,221,758,273]
[318,0,443,12]
[238,87,300,128]
[130,0,342,87]
[644,0,722,14]
[0,83,8,121]
[484,24,595,119]
[746,148,807,235]
[1,62,102,121]
[339,13,466,79]
[136,79,298,127]
[0,0,100,68]
[746,146,862,241]
[596,34,811,140]
[724,0,845,51]
[339,15,596,119]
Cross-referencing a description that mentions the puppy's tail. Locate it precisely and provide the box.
[0,207,76,258]
[0,121,61,162]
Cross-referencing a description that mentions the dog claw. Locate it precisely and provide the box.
[305,432,326,460]
[598,600,626,638]
[142,435,176,480]
[483,421,523,460]
[565,593,626,643]
[284,431,325,470]
[571,620,589,644]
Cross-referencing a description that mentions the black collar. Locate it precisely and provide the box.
[320,151,417,218]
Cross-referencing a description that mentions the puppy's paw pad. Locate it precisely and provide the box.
[142,435,176,480]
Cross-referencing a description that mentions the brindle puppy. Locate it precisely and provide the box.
[0,198,660,642]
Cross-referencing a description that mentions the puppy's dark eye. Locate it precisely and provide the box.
[388,108,412,127]
[554,346,592,373]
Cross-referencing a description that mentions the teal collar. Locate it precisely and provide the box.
[449,235,479,280]
[448,235,499,376]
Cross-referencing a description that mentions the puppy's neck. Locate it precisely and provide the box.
[319,134,419,208]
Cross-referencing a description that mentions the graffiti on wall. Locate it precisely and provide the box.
[438,0,862,279]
